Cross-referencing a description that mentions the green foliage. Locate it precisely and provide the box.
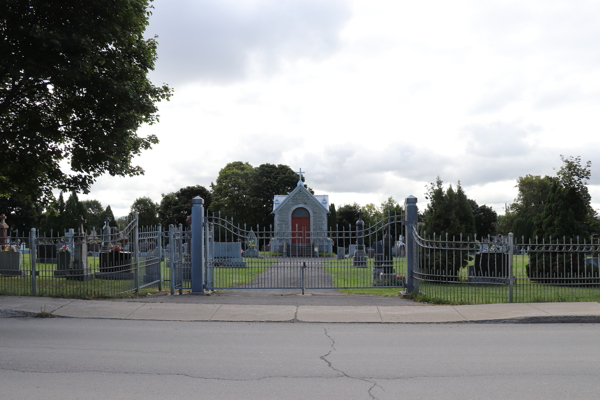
[158,185,212,227]
[328,203,337,229]
[469,199,497,238]
[210,162,299,228]
[336,203,362,230]
[509,175,555,238]
[80,200,104,231]
[0,0,172,202]
[130,196,159,227]
[0,192,41,233]
[250,163,299,227]
[101,205,117,228]
[62,192,86,231]
[423,177,475,238]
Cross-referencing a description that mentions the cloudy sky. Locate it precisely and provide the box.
[81,0,600,218]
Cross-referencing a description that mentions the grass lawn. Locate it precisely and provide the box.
[0,254,162,298]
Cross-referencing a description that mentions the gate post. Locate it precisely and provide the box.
[191,196,205,293]
[169,224,175,295]
[404,196,418,293]
[30,228,37,295]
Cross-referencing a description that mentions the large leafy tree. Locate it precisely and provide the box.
[80,199,104,231]
[158,185,212,227]
[0,192,41,234]
[508,175,555,238]
[250,163,300,228]
[468,199,498,238]
[130,196,159,227]
[210,162,302,228]
[0,0,172,202]
[535,156,593,239]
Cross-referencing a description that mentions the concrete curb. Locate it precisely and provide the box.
[2,296,600,324]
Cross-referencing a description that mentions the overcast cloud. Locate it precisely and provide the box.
[76,0,600,218]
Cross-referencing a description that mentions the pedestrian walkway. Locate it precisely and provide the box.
[2,295,600,323]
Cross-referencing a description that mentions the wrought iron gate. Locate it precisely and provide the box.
[204,212,407,291]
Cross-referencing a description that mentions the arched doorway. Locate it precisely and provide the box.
[291,207,310,244]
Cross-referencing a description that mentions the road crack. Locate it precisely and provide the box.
[320,327,382,400]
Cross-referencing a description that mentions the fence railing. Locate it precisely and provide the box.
[413,230,600,304]
[0,219,164,298]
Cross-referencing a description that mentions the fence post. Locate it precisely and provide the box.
[404,196,418,293]
[30,228,37,296]
[191,196,205,293]
[134,212,140,293]
[169,224,175,295]
[158,224,163,291]
[508,232,514,303]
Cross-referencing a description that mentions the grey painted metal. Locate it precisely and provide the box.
[206,208,407,290]
[191,197,205,293]
[404,195,418,293]
[30,228,37,295]
[169,224,175,295]
[157,224,163,291]
[508,232,514,303]
[134,212,140,293]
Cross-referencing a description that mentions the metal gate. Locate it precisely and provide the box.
[204,212,407,291]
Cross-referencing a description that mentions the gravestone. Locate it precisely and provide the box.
[98,222,134,279]
[37,243,57,263]
[337,247,345,259]
[244,230,260,258]
[214,242,246,267]
[367,248,375,258]
[54,244,71,277]
[348,245,357,257]
[0,216,24,276]
[67,217,92,281]
[353,211,368,267]
[373,233,397,285]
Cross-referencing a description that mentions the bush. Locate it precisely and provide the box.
[421,250,470,282]
[526,252,600,285]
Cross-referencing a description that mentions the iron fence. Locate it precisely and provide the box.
[413,229,600,304]
[0,217,164,298]
[205,212,407,291]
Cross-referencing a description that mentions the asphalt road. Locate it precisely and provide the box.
[2,318,600,399]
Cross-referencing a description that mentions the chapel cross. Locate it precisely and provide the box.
[296,168,305,182]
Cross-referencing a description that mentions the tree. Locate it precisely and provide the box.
[101,205,117,228]
[62,191,86,231]
[535,156,593,239]
[328,203,337,229]
[130,197,159,227]
[210,162,255,224]
[336,203,362,231]
[423,177,475,238]
[509,175,555,238]
[80,199,104,231]
[0,192,41,233]
[0,0,172,202]
[250,164,299,228]
[158,185,212,227]
[469,199,498,238]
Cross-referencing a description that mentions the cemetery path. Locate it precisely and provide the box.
[244,257,335,289]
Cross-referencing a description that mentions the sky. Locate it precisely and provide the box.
[78,0,600,218]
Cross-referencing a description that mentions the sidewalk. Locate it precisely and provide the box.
[2,295,600,323]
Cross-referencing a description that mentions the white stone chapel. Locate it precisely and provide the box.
[271,169,331,256]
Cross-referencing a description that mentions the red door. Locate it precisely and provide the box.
[291,208,310,244]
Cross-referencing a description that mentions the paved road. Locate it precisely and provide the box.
[2,318,600,400]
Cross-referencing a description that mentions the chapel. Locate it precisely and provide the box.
[271,169,331,256]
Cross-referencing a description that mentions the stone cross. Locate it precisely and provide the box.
[357,210,364,222]
[296,168,305,182]
[0,214,8,245]
[78,215,86,235]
